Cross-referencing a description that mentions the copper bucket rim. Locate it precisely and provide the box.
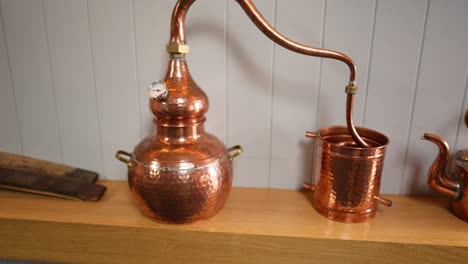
[315,125,389,150]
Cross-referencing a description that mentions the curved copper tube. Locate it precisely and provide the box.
[374,196,392,207]
[421,133,459,198]
[170,0,356,80]
[233,0,356,82]
[302,183,315,191]
[169,0,195,44]
[168,0,368,147]
[346,95,369,147]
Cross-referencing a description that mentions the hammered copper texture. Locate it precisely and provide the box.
[116,43,239,224]
[310,126,389,223]
[449,150,468,222]
[128,157,232,224]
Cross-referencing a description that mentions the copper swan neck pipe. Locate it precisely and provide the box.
[169,0,369,147]
[169,0,356,81]
[169,0,195,44]
[421,133,459,198]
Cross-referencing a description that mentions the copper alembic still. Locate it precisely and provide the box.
[421,111,468,223]
[115,0,391,224]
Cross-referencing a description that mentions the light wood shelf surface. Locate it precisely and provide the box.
[1,181,467,263]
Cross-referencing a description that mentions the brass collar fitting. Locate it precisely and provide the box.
[167,42,190,54]
[345,81,358,95]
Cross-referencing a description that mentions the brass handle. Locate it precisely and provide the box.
[115,150,132,167]
[303,134,317,193]
[302,183,315,192]
[228,145,243,161]
[374,196,392,207]
[305,131,318,139]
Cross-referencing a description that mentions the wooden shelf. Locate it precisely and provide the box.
[1,181,467,263]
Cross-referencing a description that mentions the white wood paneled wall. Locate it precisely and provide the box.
[0,0,467,195]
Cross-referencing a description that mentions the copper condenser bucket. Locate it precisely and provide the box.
[304,126,392,223]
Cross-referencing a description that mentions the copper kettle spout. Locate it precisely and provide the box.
[421,133,460,198]
[421,111,468,222]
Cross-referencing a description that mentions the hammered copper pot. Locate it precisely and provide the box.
[116,57,242,224]
[116,140,241,224]
[304,126,392,223]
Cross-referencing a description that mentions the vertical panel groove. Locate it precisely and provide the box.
[228,0,275,187]
[399,0,430,193]
[225,0,229,145]
[223,0,230,144]
[362,0,378,126]
[316,0,375,128]
[130,0,143,139]
[267,0,278,188]
[270,0,324,189]
[311,0,327,185]
[41,0,64,162]
[314,0,327,131]
[0,0,23,154]
[454,71,468,149]
[85,0,105,174]
[310,0,327,185]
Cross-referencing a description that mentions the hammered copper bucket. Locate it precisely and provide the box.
[304,126,392,223]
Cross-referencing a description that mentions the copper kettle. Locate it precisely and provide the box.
[421,111,468,222]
